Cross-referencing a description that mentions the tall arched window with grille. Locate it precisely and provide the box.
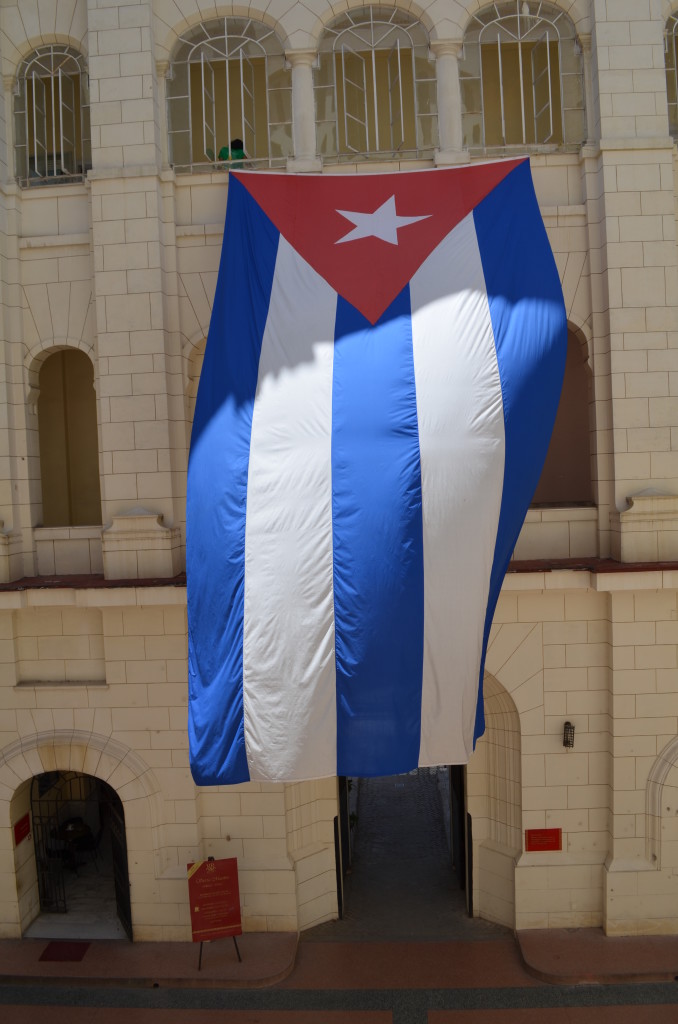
[665,13,678,137]
[460,1,585,152]
[14,46,91,186]
[166,18,293,171]
[314,7,438,161]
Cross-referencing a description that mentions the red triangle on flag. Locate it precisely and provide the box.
[234,159,525,324]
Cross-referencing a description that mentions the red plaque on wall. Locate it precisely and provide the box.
[525,827,562,852]
[13,813,30,847]
[187,857,242,943]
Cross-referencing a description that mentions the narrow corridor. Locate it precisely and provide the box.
[307,767,508,942]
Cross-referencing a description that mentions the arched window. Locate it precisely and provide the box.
[166,18,292,171]
[460,1,585,151]
[531,331,593,506]
[14,46,91,186]
[315,7,437,161]
[665,14,678,137]
[37,350,102,526]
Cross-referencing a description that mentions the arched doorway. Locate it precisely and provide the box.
[329,672,522,936]
[27,771,131,940]
[466,674,522,928]
[330,763,508,941]
[334,767,464,939]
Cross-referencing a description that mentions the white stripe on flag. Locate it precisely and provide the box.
[243,237,338,781]
[410,213,505,765]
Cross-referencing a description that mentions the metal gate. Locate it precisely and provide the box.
[31,771,102,914]
[30,771,132,938]
[107,790,133,940]
[31,774,67,913]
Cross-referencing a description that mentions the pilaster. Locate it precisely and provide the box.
[89,169,178,535]
[86,0,183,561]
[586,7,678,534]
[603,584,675,934]
[86,0,161,171]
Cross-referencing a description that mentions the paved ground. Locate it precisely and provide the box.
[1,769,678,1020]
[1,932,678,1023]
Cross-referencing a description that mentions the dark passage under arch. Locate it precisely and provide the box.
[30,771,132,940]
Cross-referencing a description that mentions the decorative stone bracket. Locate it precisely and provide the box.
[102,508,182,580]
[610,493,678,562]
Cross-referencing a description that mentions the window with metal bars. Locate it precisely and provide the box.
[460,1,585,152]
[314,7,437,162]
[665,14,678,137]
[14,46,91,187]
[166,18,292,172]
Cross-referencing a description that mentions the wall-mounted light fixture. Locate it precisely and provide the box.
[563,721,575,749]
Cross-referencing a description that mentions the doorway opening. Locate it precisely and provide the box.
[329,766,483,941]
[26,771,132,940]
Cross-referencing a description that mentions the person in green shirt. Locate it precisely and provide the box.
[218,139,246,167]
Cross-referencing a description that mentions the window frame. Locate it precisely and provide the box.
[460,1,585,154]
[13,45,91,188]
[166,17,292,172]
[665,14,678,138]
[315,7,438,163]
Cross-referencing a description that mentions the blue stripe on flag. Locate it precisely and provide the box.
[187,177,280,785]
[332,288,425,777]
[473,160,567,743]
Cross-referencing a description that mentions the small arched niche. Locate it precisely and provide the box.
[37,349,102,526]
[532,328,593,507]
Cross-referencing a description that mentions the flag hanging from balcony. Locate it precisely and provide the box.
[187,158,567,785]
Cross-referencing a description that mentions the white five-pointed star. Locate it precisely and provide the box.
[335,195,430,245]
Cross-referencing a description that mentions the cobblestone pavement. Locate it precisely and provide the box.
[305,767,508,943]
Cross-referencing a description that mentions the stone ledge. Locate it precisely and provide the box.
[19,232,90,250]
[15,679,107,689]
[34,525,103,576]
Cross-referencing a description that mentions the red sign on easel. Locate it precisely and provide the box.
[187,857,242,943]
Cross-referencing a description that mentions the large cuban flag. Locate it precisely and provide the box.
[187,158,567,786]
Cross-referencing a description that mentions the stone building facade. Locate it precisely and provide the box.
[2,0,678,940]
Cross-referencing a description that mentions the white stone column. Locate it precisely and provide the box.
[286,50,322,172]
[431,40,469,166]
